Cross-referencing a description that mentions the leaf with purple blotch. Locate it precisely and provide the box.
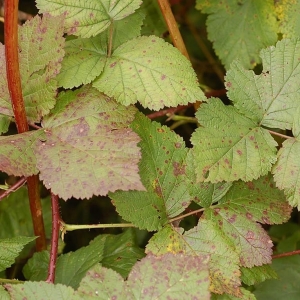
[220,175,292,225]
[0,130,43,177]
[35,85,144,200]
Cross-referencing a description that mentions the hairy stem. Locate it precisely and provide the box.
[0,177,27,201]
[157,0,189,60]
[4,0,46,251]
[46,194,60,283]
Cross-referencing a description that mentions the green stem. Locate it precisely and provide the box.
[4,0,46,251]
[168,115,198,123]
[0,278,24,284]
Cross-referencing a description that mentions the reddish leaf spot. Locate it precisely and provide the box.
[246,213,253,220]
[161,75,166,80]
[110,62,117,68]
[175,142,181,148]
[173,161,186,176]
[237,150,242,156]
[226,82,232,88]
[246,182,255,190]
[228,214,237,223]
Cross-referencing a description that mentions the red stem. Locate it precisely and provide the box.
[4,0,46,251]
[46,194,60,283]
[0,177,27,201]
[272,250,300,259]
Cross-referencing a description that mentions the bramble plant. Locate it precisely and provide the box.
[1,0,300,299]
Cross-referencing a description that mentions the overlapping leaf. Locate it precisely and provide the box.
[196,0,278,69]
[241,265,277,286]
[191,98,277,183]
[0,14,65,122]
[0,236,36,272]
[276,0,300,38]
[110,113,191,231]
[93,36,204,110]
[57,11,144,88]
[272,107,300,208]
[226,39,300,130]
[35,85,144,199]
[36,0,142,38]
[23,228,144,285]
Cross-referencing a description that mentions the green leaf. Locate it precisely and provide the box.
[196,0,278,69]
[0,14,65,122]
[127,253,210,300]
[186,150,233,207]
[241,265,277,286]
[57,11,144,89]
[100,229,145,278]
[0,286,10,300]
[272,138,300,209]
[211,288,256,300]
[183,218,241,296]
[0,187,52,239]
[36,0,142,38]
[0,115,11,134]
[35,85,144,200]
[140,0,167,36]
[276,0,300,38]
[254,256,300,300]
[220,175,291,225]
[110,113,191,231]
[204,208,273,268]
[191,98,277,183]
[0,236,36,272]
[226,39,300,130]
[93,36,204,110]
[145,225,185,255]
[24,231,144,287]
[78,265,128,299]
[5,282,79,300]
[0,130,43,177]
[56,36,107,89]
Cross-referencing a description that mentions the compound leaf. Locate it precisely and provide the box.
[93,36,204,110]
[36,0,142,38]
[35,85,144,200]
[226,39,300,130]
[0,236,36,272]
[110,113,191,231]
[196,0,278,69]
[191,98,277,183]
[57,11,144,89]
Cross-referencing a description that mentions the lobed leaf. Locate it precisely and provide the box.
[226,39,300,130]
[196,0,278,69]
[0,14,65,122]
[36,85,144,200]
[93,36,204,110]
[0,236,36,272]
[191,98,277,183]
[36,0,142,38]
[110,113,191,231]
[57,11,144,89]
